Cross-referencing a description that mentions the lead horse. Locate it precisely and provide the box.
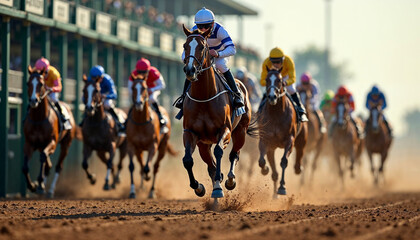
[23,66,76,197]
[365,105,392,185]
[257,68,307,197]
[81,75,127,190]
[126,75,177,198]
[181,26,252,199]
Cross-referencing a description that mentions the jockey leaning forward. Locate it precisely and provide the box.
[365,85,393,137]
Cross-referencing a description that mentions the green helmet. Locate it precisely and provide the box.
[324,90,334,101]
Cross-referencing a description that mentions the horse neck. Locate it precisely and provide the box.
[89,104,106,122]
[267,94,287,113]
[131,101,150,122]
[190,62,217,99]
[29,97,49,121]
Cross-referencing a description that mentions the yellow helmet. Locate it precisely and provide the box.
[269,47,285,59]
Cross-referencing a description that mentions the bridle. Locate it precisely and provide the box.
[266,70,286,99]
[184,34,214,80]
[30,73,50,104]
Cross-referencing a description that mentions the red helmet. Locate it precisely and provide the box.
[136,58,151,72]
[35,57,50,71]
[300,72,312,83]
[337,85,349,96]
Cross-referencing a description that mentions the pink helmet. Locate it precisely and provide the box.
[136,58,151,72]
[35,57,50,71]
[300,72,312,83]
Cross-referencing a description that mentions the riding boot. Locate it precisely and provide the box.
[291,93,308,122]
[223,70,244,107]
[151,102,169,134]
[174,80,190,109]
[314,110,327,133]
[55,102,72,130]
[108,107,126,135]
[350,116,364,139]
[383,118,393,138]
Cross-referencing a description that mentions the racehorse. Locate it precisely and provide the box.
[181,25,252,199]
[257,68,307,196]
[298,88,326,184]
[365,105,392,185]
[81,75,127,190]
[126,75,177,198]
[23,66,76,197]
[330,101,363,185]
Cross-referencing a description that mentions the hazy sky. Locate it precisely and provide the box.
[221,0,420,136]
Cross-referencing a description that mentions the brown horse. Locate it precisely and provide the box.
[330,101,363,185]
[81,75,127,190]
[126,75,176,198]
[298,88,326,184]
[365,105,392,185]
[23,66,76,197]
[257,68,307,196]
[181,26,252,199]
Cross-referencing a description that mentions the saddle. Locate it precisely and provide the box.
[48,101,72,134]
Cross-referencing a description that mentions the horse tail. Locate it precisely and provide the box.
[166,142,178,156]
[246,113,260,138]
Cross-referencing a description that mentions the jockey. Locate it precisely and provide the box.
[34,57,71,130]
[260,47,308,122]
[128,58,168,134]
[296,72,325,131]
[320,90,335,113]
[85,65,125,135]
[365,85,393,137]
[235,66,261,113]
[175,7,244,109]
[330,85,363,138]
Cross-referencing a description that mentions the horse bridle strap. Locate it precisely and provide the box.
[184,34,214,76]
[186,90,228,103]
[267,85,286,98]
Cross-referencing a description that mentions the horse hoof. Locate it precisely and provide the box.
[261,166,269,175]
[295,165,302,174]
[36,187,46,195]
[129,192,136,199]
[114,176,120,184]
[111,183,116,189]
[89,174,97,185]
[145,175,151,181]
[28,183,37,193]
[277,187,286,195]
[148,191,156,199]
[47,192,54,198]
[211,188,224,198]
[194,184,206,197]
[225,179,236,191]
[103,183,110,191]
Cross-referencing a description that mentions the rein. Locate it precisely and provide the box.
[186,90,228,103]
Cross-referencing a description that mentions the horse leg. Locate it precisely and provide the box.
[197,142,216,186]
[135,151,145,190]
[37,141,56,194]
[183,131,204,197]
[144,144,157,182]
[115,140,127,185]
[82,144,96,185]
[128,152,136,198]
[309,137,324,182]
[379,150,388,184]
[349,148,356,179]
[278,138,294,195]
[148,144,166,199]
[335,151,345,189]
[23,143,36,192]
[98,147,115,190]
[258,140,269,175]
[48,136,71,198]
[212,128,231,199]
[226,127,246,191]
[367,150,377,185]
[266,149,278,199]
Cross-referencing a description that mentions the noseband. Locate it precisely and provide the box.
[184,34,214,80]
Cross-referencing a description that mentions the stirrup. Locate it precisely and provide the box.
[173,95,185,109]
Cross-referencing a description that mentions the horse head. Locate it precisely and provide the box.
[265,67,284,105]
[182,24,212,82]
[82,74,103,117]
[27,65,47,108]
[130,73,148,111]
[336,100,350,128]
[369,104,383,132]
[299,87,312,109]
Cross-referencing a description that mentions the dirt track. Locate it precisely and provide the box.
[0,192,419,240]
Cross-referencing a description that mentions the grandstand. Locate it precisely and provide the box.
[0,0,260,197]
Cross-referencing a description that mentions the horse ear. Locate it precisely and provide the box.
[131,73,137,80]
[28,65,32,74]
[183,24,192,36]
[265,65,270,73]
[83,74,87,82]
[39,68,45,75]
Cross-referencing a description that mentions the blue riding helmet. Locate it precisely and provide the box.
[371,85,380,95]
[90,65,105,78]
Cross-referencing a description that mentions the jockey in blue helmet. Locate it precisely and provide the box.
[365,85,392,136]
